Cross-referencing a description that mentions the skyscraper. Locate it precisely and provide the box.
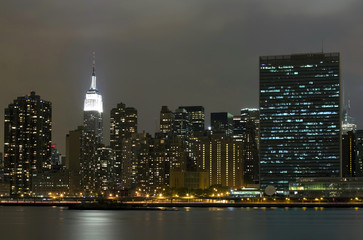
[4,91,52,196]
[355,130,363,177]
[342,131,355,177]
[95,147,117,194]
[66,126,97,195]
[196,135,243,188]
[159,106,174,138]
[179,106,205,134]
[110,103,138,143]
[211,112,234,137]
[173,108,192,138]
[110,102,138,189]
[239,109,260,186]
[84,53,103,144]
[121,133,152,191]
[259,52,341,192]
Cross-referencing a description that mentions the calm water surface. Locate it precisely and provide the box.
[0,206,362,240]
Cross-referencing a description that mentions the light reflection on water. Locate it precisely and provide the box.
[0,206,362,240]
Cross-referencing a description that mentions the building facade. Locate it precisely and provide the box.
[342,131,355,177]
[84,57,103,144]
[110,102,138,189]
[159,106,174,138]
[95,147,117,195]
[211,112,234,137]
[196,135,243,188]
[4,91,52,196]
[179,106,205,134]
[66,126,97,195]
[259,53,341,192]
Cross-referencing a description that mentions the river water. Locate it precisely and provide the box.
[0,206,361,240]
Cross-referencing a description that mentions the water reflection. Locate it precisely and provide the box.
[0,207,362,240]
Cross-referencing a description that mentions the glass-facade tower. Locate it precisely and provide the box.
[259,53,341,191]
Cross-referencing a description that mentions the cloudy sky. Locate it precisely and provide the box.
[1,0,363,153]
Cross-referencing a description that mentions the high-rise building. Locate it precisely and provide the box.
[241,108,260,149]
[110,103,138,144]
[4,91,52,196]
[240,109,260,186]
[342,100,357,133]
[110,102,138,189]
[66,128,82,195]
[95,147,117,194]
[66,126,97,195]
[196,135,243,188]
[51,144,63,170]
[84,54,103,144]
[211,112,234,137]
[342,131,355,177]
[232,116,244,142]
[355,130,363,177]
[179,106,205,134]
[341,103,357,177]
[173,108,192,138]
[121,133,152,191]
[259,52,341,192]
[159,106,174,138]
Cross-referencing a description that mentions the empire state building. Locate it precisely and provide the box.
[84,53,103,143]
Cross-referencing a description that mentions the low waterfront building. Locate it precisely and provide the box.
[289,177,363,198]
[229,188,262,198]
[32,170,69,196]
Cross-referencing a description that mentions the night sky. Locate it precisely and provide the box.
[1,0,363,154]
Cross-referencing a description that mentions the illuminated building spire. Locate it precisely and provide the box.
[84,51,104,143]
[90,51,97,90]
[84,51,103,113]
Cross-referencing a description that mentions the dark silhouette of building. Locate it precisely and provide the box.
[355,130,363,177]
[66,126,97,196]
[173,108,192,138]
[211,112,234,137]
[342,131,356,177]
[233,108,260,186]
[179,106,205,134]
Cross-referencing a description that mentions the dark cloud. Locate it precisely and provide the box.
[1,0,363,153]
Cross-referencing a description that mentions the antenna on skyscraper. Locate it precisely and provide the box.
[348,99,351,115]
[92,51,96,76]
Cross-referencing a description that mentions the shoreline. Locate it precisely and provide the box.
[1,201,363,209]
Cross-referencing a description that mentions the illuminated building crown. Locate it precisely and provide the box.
[84,52,103,113]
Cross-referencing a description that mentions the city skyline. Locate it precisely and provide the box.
[2,2,363,239]
[2,0,363,154]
